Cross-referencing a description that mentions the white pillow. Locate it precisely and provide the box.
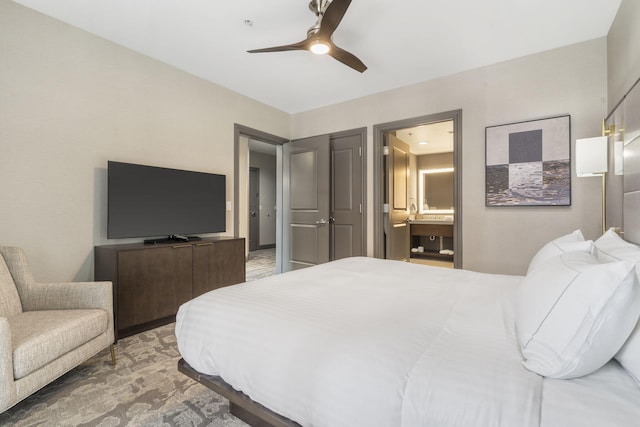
[595,229,640,267]
[527,229,593,275]
[516,251,640,379]
[595,230,640,384]
[617,323,640,384]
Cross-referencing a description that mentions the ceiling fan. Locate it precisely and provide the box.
[247,0,367,73]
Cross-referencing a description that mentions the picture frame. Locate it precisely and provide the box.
[485,115,571,207]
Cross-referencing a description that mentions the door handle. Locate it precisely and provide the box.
[315,218,328,226]
[328,217,335,224]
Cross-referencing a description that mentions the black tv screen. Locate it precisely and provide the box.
[107,161,226,240]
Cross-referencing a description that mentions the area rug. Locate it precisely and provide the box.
[0,323,249,427]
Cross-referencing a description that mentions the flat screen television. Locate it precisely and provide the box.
[107,161,226,243]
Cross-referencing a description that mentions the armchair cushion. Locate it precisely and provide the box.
[8,309,108,380]
[0,256,22,317]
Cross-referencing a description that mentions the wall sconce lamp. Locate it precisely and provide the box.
[576,136,608,235]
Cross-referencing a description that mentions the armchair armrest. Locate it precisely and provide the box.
[0,317,17,412]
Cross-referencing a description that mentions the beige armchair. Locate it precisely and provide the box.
[0,246,115,413]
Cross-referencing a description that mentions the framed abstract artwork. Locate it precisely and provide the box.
[485,115,571,206]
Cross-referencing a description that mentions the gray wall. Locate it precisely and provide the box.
[418,152,454,170]
[0,1,290,281]
[292,38,608,275]
[607,0,640,111]
[249,151,277,247]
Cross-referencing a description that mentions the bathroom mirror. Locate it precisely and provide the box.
[418,168,454,214]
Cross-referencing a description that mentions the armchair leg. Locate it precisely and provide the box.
[110,344,116,365]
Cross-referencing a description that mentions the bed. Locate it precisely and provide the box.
[176,248,640,427]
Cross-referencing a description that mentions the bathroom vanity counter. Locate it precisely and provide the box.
[409,219,454,261]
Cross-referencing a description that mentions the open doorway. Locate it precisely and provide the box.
[234,124,288,274]
[247,141,277,253]
[247,141,277,279]
[373,110,462,268]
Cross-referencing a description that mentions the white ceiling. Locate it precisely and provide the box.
[14,0,621,114]
[397,121,454,156]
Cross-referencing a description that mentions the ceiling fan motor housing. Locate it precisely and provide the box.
[309,0,330,16]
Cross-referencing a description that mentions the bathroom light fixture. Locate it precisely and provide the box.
[419,141,429,145]
[422,167,454,174]
[576,136,608,234]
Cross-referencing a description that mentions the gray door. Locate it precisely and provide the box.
[283,135,330,271]
[386,133,410,261]
[249,167,259,251]
[331,134,363,260]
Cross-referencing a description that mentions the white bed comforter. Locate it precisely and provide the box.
[175,257,640,427]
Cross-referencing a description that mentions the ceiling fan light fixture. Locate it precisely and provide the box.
[309,39,330,55]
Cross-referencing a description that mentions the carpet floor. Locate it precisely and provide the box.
[0,248,276,427]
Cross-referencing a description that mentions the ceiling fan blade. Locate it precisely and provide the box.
[318,0,352,39]
[247,40,307,53]
[329,43,367,73]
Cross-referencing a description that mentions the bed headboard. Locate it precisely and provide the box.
[621,78,640,244]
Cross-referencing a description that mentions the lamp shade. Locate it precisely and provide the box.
[576,136,608,177]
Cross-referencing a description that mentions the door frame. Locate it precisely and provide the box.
[372,110,463,268]
[234,124,288,271]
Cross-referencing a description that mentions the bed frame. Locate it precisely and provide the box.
[177,359,301,427]
[178,76,640,427]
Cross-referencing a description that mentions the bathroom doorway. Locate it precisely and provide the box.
[373,110,462,268]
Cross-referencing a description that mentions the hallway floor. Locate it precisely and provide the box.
[246,248,276,281]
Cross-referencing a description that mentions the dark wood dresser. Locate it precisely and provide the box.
[95,237,245,340]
